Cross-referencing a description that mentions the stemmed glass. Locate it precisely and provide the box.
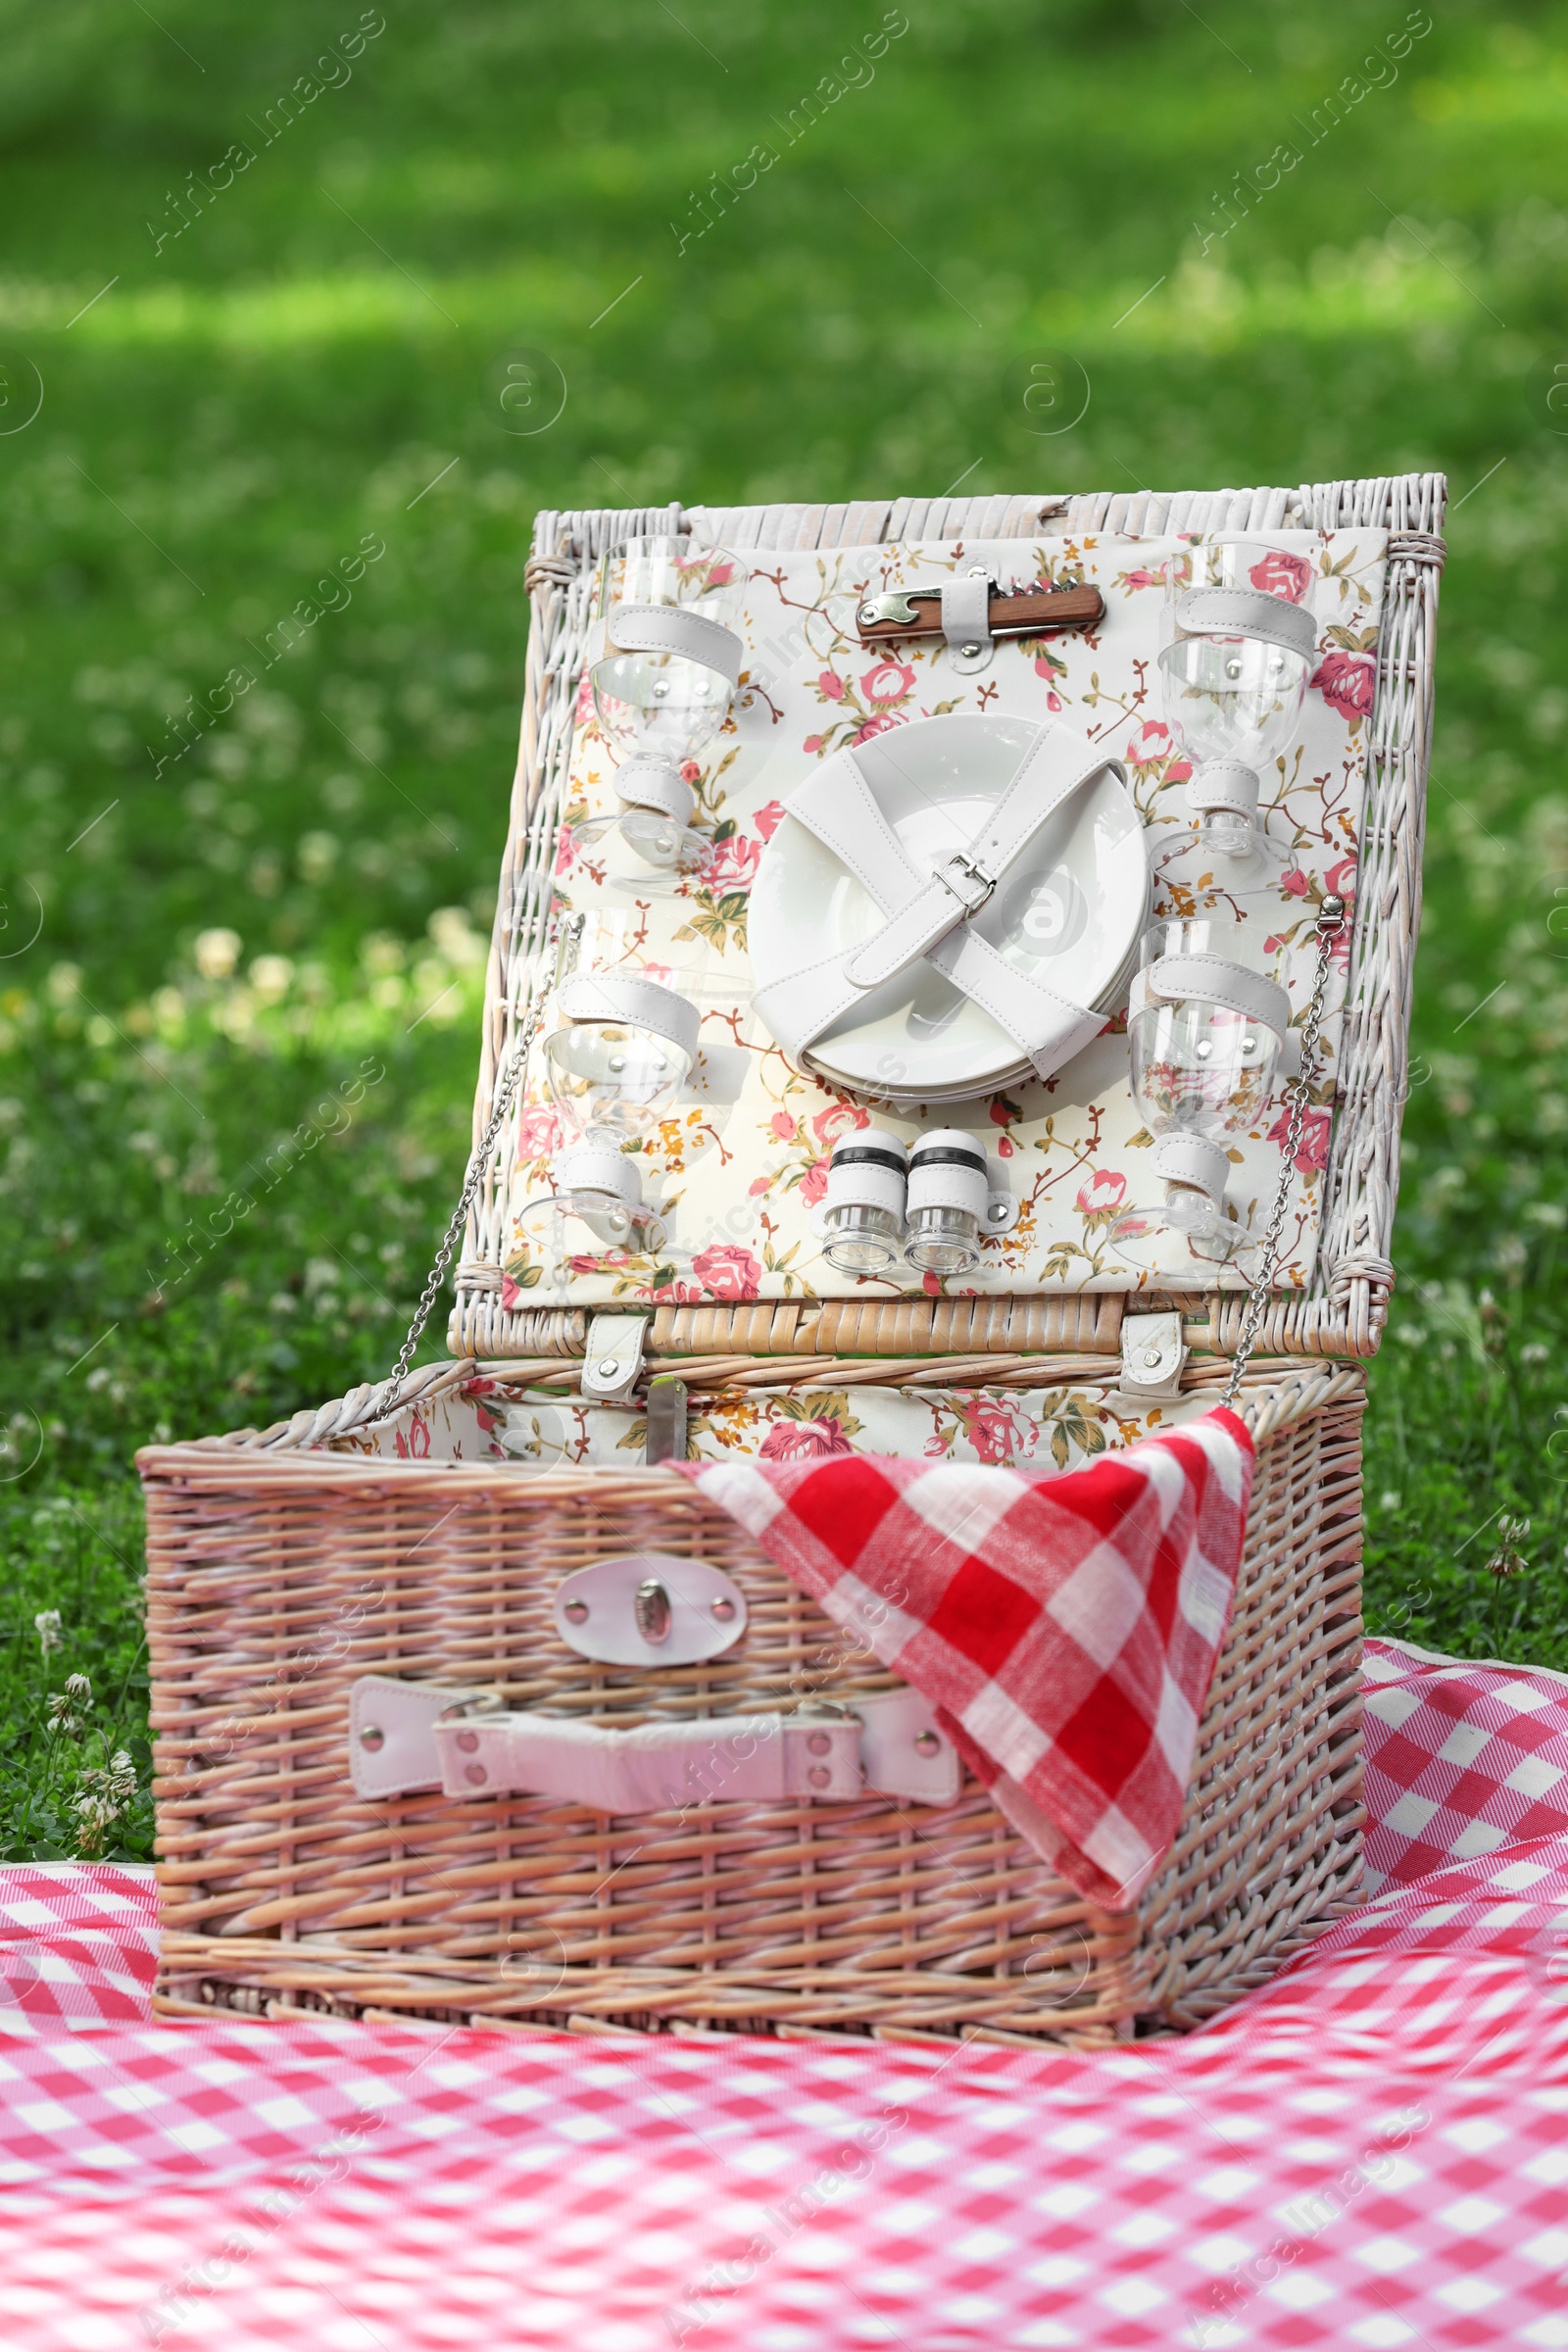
[515,915,700,1254]
[1151,541,1317,916]
[1108,917,1291,1270]
[576,534,749,873]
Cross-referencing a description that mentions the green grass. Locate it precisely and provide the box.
[4,0,1568,1857]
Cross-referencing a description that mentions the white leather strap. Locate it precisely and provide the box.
[753,725,1117,1086]
[1152,1131,1230,1200]
[556,971,701,1060]
[605,602,744,684]
[350,1677,961,1809]
[940,573,992,651]
[555,1141,642,1207]
[614,754,694,825]
[1175,586,1317,662]
[1146,954,1290,1038]
[841,724,1104,989]
[1185,759,1259,818]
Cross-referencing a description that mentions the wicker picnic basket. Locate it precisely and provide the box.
[141,475,1444,2045]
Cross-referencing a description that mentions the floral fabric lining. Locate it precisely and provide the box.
[328,1378,1208,1473]
[507,527,1387,1307]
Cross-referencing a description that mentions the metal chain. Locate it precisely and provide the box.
[384,954,555,1413]
[1220,893,1347,1411]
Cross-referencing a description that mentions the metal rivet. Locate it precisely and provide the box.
[465,1762,488,1786]
[960,642,981,659]
[1143,1348,1161,1369]
[564,1598,590,1625]
[808,1765,831,1789]
[858,604,877,624]
[807,1730,831,1755]
[914,1730,942,1757]
[359,1725,385,1751]
[597,1357,621,1380]
[710,1596,737,1622]
[456,1730,479,1753]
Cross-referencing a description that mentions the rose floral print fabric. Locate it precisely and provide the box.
[326,1378,1201,1472]
[507,528,1387,1306]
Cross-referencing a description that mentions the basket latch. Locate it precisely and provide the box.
[1119,1310,1187,1404]
[552,1552,748,1666]
[581,1309,653,1404]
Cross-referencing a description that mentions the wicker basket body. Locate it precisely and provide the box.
[141,477,1430,2042]
[145,1365,1365,2047]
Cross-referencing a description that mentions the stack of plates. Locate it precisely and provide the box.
[749,713,1149,1107]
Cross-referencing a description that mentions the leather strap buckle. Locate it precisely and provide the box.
[934,850,996,917]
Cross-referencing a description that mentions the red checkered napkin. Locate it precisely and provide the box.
[681,1406,1253,1910]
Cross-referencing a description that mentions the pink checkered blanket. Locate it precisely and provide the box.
[5,1639,1568,2349]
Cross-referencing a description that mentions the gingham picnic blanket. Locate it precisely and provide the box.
[682,1409,1253,1908]
[6,1639,1568,2352]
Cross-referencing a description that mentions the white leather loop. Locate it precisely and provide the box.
[1184,759,1259,818]
[614,754,695,825]
[940,573,992,650]
[1175,586,1317,662]
[555,1141,642,1206]
[1146,954,1290,1038]
[1152,1131,1230,1200]
[556,972,701,1060]
[605,602,744,684]
[753,724,1118,1088]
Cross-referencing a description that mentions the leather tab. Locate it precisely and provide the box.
[940,572,992,650]
[581,1311,652,1403]
[1119,1310,1188,1402]
[850,1688,960,1804]
[349,1675,495,1800]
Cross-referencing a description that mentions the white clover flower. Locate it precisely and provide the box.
[34,1609,62,1656]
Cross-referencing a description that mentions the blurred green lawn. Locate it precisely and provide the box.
[4,0,1568,1856]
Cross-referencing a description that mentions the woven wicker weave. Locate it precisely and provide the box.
[452,476,1444,1367]
[145,1363,1364,2046]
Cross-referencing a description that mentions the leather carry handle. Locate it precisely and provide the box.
[856,582,1104,647]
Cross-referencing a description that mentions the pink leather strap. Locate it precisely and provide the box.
[349,1677,961,1810]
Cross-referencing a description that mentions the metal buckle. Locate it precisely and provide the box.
[436,1691,507,1723]
[934,851,996,917]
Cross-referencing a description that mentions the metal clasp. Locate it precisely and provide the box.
[934,851,996,917]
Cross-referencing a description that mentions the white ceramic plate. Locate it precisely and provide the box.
[750,713,1148,1101]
